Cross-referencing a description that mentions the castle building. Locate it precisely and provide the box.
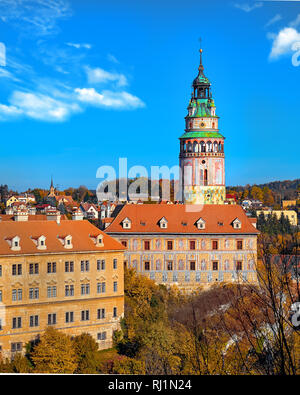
[105,47,259,290]
[0,218,125,359]
[180,48,225,205]
[105,204,258,291]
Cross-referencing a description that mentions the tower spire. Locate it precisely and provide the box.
[198,38,204,74]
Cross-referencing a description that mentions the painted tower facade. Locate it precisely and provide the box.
[180,48,226,205]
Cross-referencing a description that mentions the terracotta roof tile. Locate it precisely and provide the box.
[105,204,259,234]
[0,220,124,255]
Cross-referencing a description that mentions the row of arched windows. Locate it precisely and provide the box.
[182,140,224,154]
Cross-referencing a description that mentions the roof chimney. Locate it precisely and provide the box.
[14,209,29,222]
[46,209,61,224]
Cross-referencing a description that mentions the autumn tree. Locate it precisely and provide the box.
[72,333,100,374]
[31,327,77,373]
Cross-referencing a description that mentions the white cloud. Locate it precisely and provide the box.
[0,90,81,122]
[66,42,92,50]
[85,66,128,87]
[269,27,300,59]
[75,88,145,110]
[0,0,72,36]
[265,14,282,28]
[234,2,263,12]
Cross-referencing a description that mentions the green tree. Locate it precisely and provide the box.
[31,327,77,373]
[73,333,100,374]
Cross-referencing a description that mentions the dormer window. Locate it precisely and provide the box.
[90,234,104,247]
[196,218,206,230]
[58,235,73,249]
[32,235,47,250]
[159,217,168,229]
[232,218,242,229]
[6,236,21,251]
[122,217,132,229]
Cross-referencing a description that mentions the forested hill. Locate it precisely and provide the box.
[227,179,300,200]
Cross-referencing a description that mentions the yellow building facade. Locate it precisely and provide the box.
[257,210,298,227]
[0,217,124,359]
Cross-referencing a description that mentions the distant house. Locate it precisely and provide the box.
[225,194,237,205]
[5,196,19,207]
[241,199,262,209]
[241,199,252,208]
[80,203,99,220]
[55,195,75,206]
[99,201,117,219]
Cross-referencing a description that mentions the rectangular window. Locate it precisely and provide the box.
[0,290,2,303]
[97,282,106,294]
[11,343,22,352]
[30,263,39,274]
[113,307,117,318]
[97,260,106,270]
[29,315,39,327]
[12,289,17,301]
[167,241,173,250]
[237,240,243,250]
[47,262,56,273]
[190,240,196,250]
[190,261,196,271]
[65,261,74,272]
[144,241,150,251]
[144,261,150,271]
[113,259,117,269]
[213,261,219,271]
[97,308,105,319]
[0,265,2,277]
[121,241,128,248]
[167,261,173,271]
[113,281,118,292]
[212,240,218,250]
[97,332,107,341]
[81,260,90,272]
[81,284,89,295]
[236,261,243,271]
[48,314,56,325]
[12,317,22,329]
[47,286,57,298]
[81,310,89,321]
[12,264,22,276]
[65,312,74,323]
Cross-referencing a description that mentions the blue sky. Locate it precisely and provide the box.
[0,0,300,191]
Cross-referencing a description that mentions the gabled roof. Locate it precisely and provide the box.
[105,204,259,234]
[0,220,124,256]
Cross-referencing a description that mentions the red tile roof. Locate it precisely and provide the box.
[0,220,125,255]
[0,215,67,221]
[105,204,259,234]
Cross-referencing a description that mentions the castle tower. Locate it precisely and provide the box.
[179,47,226,205]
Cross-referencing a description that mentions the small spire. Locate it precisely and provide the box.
[198,37,204,74]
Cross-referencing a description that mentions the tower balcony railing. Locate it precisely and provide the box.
[179,152,224,158]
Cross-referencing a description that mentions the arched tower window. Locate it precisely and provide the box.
[204,169,208,186]
[200,141,206,152]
